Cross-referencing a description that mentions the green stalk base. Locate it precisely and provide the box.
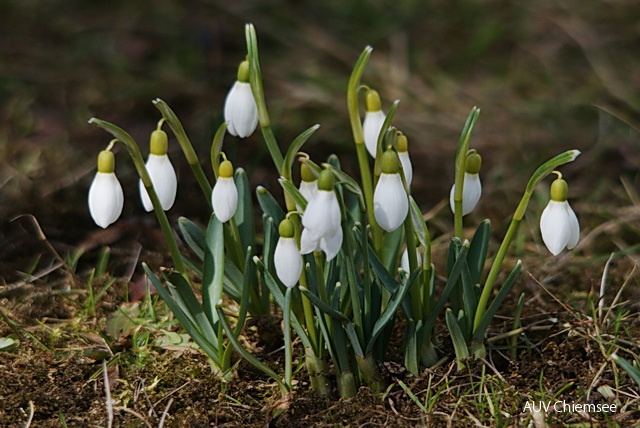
[337,370,358,398]
[356,353,387,394]
[419,340,439,368]
[305,348,333,397]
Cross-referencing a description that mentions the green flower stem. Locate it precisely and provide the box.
[356,353,387,393]
[337,370,357,398]
[284,287,293,390]
[473,149,581,332]
[89,118,187,277]
[304,347,332,396]
[402,175,420,322]
[453,107,480,239]
[347,46,383,253]
[226,218,245,270]
[152,99,212,206]
[245,24,284,171]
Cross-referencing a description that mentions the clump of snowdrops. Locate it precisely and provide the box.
[87,24,581,398]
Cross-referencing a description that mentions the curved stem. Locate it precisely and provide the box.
[88,118,187,277]
[473,149,581,332]
[453,107,480,239]
[152,99,212,206]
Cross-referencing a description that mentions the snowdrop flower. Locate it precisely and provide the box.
[374,149,409,232]
[224,60,259,138]
[211,160,238,222]
[397,134,413,188]
[274,219,303,288]
[297,163,318,212]
[300,170,343,261]
[540,173,579,256]
[139,129,177,212]
[363,89,386,158]
[88,150,124,229]
[450,150,482,216]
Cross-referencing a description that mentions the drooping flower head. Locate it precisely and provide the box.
[139,128,177,212]
[212,159,238,223]
[540,173,579,256]
[397,133,413,188]
[297,162,318,212]
[363,89,386,158]
[224,60,259,138]
[300,169,343,261]
[274,218,303,288]
[374,149,409,232]
[450,150,482,216]
[88,149,124,229]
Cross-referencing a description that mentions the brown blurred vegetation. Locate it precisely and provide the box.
[1,0,640,274]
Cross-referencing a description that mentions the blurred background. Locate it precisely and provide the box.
[1,0,639,281]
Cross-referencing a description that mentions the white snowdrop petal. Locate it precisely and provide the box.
[321,226,343,262]
[400,247,422,274]
[363,110,386,158]
[399,152,413,188]
[224,82,258,138]
[565,202,580,250]
[211,177,238,222]
[274,237,302,288]
[540,200,571,256]
[449,173,482,216]
[297,180,318,212]
[374,173,408,232]
[302,190,341,238]
[300,228,321,254]
[139,154,177,212]
[89,172,124,229]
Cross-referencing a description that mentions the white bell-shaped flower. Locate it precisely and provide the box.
[374,150,409,232]
[274,219,303,288]
[300,170,343,261]
[139,130,177,212]
[88,150,124,229]
[211,160,238,223]
[397,134,413,187]
[540,174,579,256]
[363,89,386,158]
[297,163,318,212]
[224,60,258,138]
[449,151,482,216]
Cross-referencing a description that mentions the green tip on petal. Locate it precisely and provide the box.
[317,169,335,191]
[397,134,408,153]
[365,89,381,112]
[150,129,168,155]
[550,177,568,201]
[300,163,315,183]
[97,150,115,173]
[381,149,400,174]
[465,151,482,174]
[278,219,295,238]
[237,60,250,83]
[219,160,234,178]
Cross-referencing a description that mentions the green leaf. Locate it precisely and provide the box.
[409,197,430,250]
[299,286,350,323]
[178,217,206,261]
[282,124,321,179]
[210,121,227,178]
[324,164,365,210]
[167,271,217,342]
[611,354,640,386]
[233,169,255,252]
[279,177,308,211]
[368,244,400,293]
[403,320,420,376]
[143,264,220,365]
[423,241,470,336]
[467,219,490,286]
[473,260,523,343]
[365,270,418,354]
[446,309,469,371]
[344,322,365,358]
[256,186,285,225]
[0,337,20,351]
[216,306,288,394]
[382,225,404,273]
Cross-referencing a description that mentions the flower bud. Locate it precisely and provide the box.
[224,61,258,138]
[363,89,386,158]
[397,134,413,187]
[374,150,409,232]
[212,160,238,222]
[139,130,177,212]
[274,219,302,288]
[89,150,124,229]
[540,175,579,256]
